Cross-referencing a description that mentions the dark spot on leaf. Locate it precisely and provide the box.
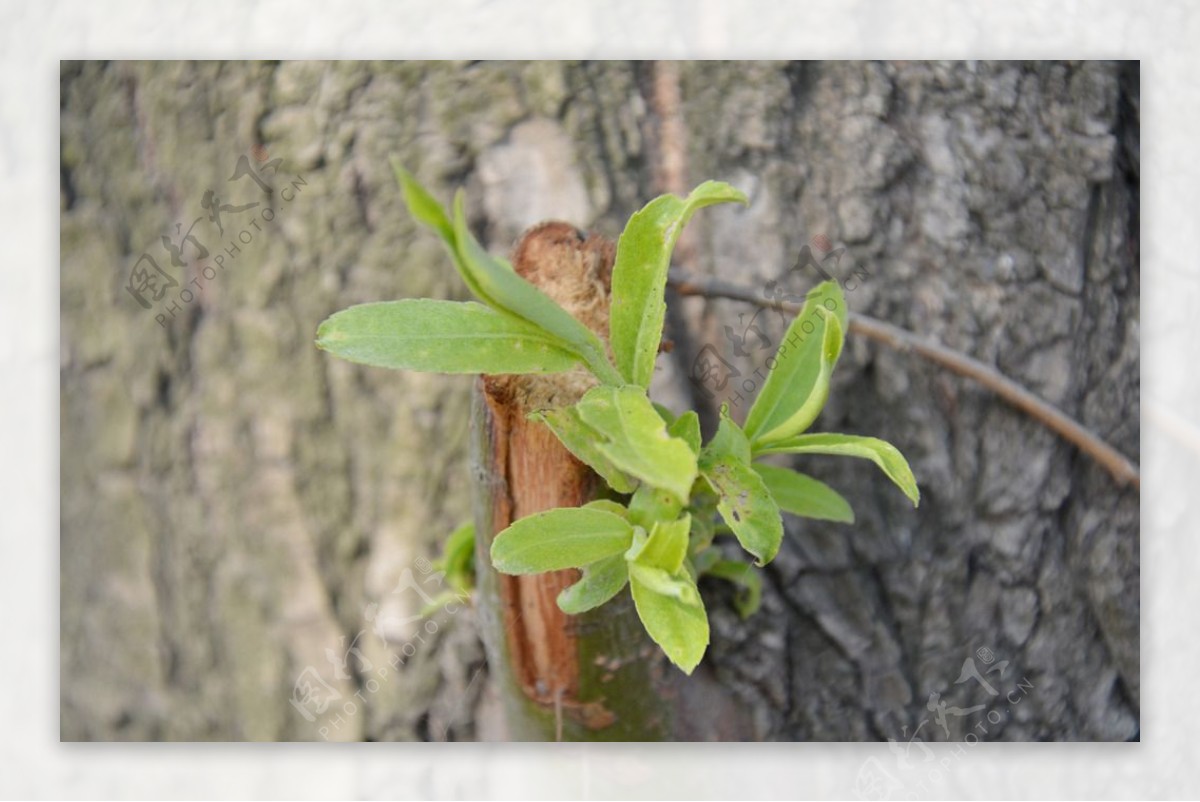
[731,510,742,523]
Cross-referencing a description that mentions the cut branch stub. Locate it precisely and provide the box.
[471,221,671,740]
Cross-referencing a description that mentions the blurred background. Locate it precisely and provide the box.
[59,60,1138,742]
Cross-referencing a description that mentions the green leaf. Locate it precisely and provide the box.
[629,562,700,604]
[624,525,648,558]
[610,181,748,388]
[706,405,751,464]
[582,499,632,519]
[701,558,762,619]
[652,402,677,425]
[433,520,477,588]
[390,163,622,385]
[686,503,718,555]
[745,280,847,448]
[756,433,920,507]
[420,520,477,616]
[316,300,581,374]
[391,158,455,243]
[393,167,494,309]
[753,464,856,523]
[574,385,698,502]
[556,555,629,615]
[696,408,782,565]
[490,507,634,575]
[668,410,702,456]
[629,563,709,674]
[699,454,784,566]
[450,194,624,385]
[627,483,684,529]
[531,406,637,494]
[629,515,691,575]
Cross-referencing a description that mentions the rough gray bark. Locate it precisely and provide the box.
[60,60,1138,741]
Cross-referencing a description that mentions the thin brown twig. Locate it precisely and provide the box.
[648,61,718,428]
[650,61,688,199]
[667,269,1141,491]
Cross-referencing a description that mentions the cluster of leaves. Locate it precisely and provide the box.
[316,162,918,675]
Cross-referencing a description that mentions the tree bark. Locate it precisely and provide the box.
[61,60,1138,741]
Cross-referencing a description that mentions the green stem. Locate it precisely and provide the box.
[584,350,626,387]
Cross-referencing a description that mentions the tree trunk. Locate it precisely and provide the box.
[61,60,1138,741]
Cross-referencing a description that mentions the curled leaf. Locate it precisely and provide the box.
[700,558,762,619]
[630,515,691,575]
[610,181,748,388]
[745,280,847,448]
[557,555,629,615]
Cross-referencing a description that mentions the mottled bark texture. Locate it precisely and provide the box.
[61,61,1138,741]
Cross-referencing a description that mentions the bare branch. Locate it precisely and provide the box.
[667,270,1140,490]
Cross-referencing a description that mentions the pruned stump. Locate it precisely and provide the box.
[469,222,673,740]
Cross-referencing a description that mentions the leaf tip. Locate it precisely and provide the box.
[314,317,340,351]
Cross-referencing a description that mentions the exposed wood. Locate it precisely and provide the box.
[471,222,671,740]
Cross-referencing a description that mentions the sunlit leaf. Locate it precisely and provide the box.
[490,507,634,574]
[450,194,622,384]
[629,563,709,674]
[699,454,783,566]
[582,499,632,518]
[391,163,622,385]
[667,410,702,456]
[706,405,751,464]
[745,280,847,448]
[629,515,691,575]
[629,562,700,603]
[575,385,698,502]
[756,433,920,507]
[316,300,580,374]
[609,181,748,388]
[627,482,684,529]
